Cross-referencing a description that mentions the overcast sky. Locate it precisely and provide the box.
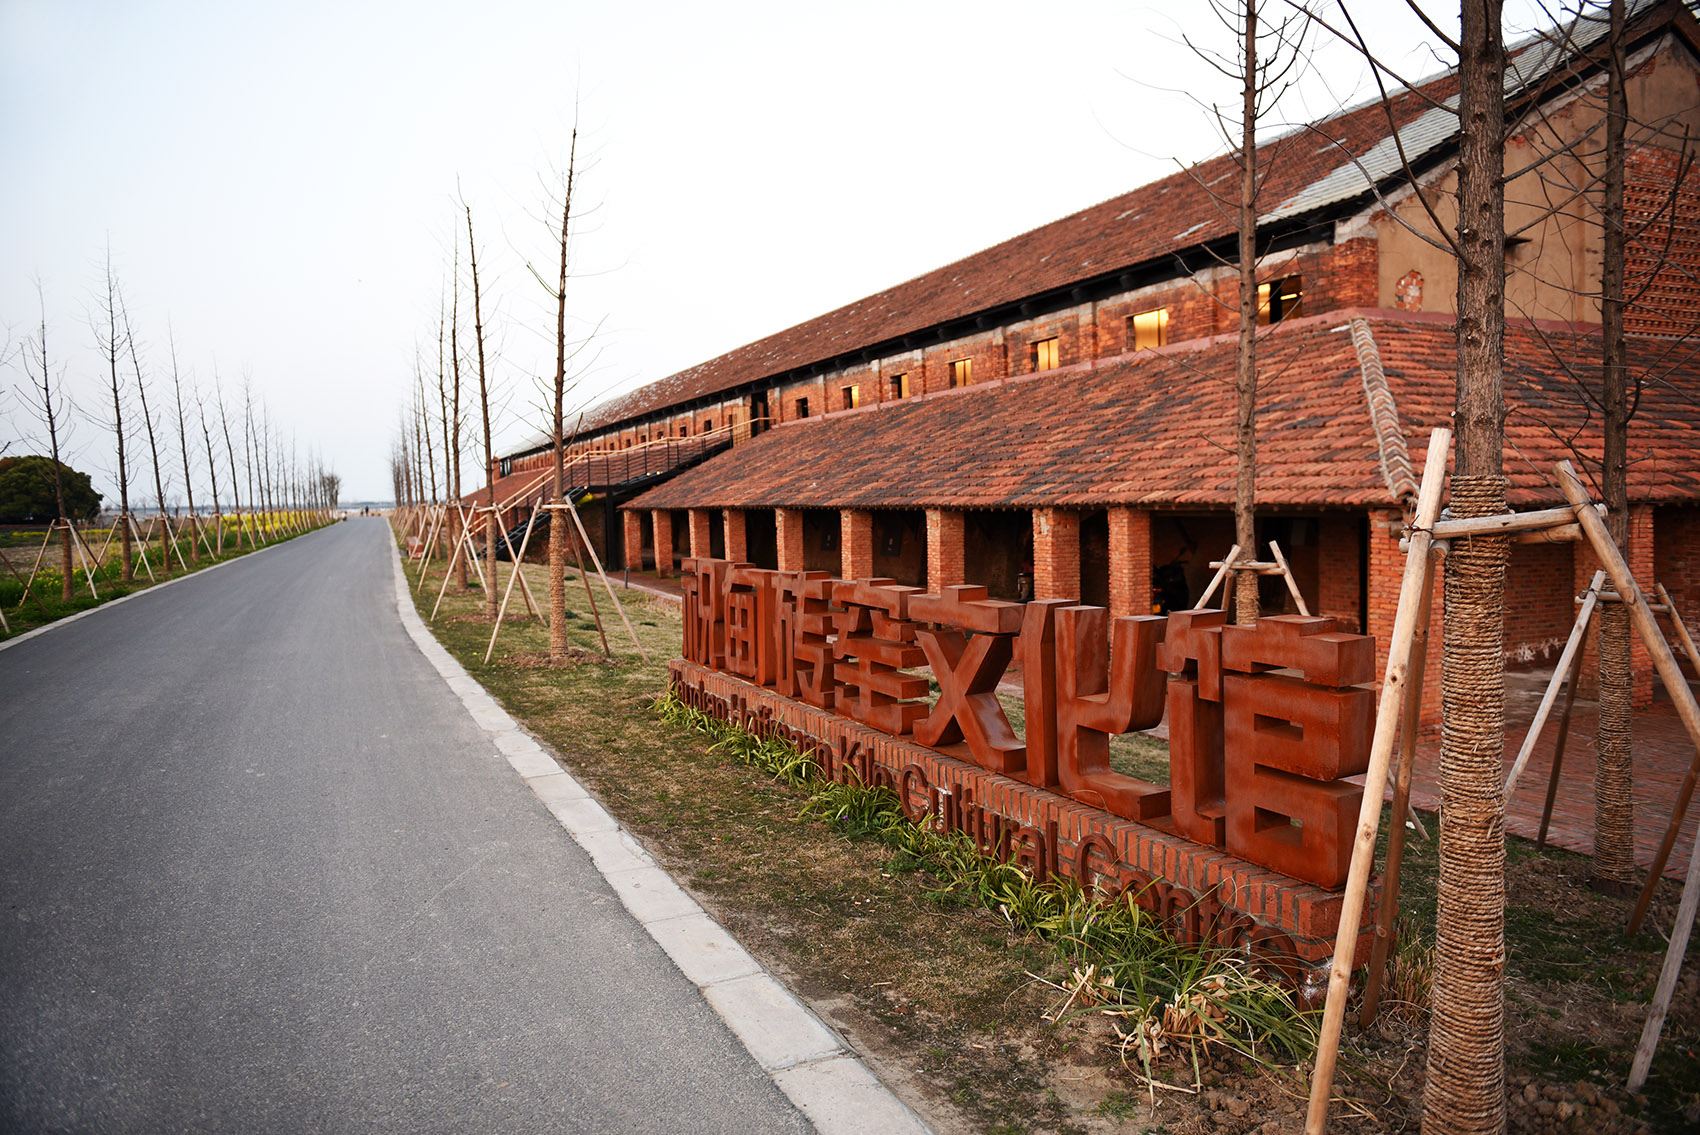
[1,1,1555,504]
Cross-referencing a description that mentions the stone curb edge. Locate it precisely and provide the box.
[388,539,932,1135]
[0,524,322,655]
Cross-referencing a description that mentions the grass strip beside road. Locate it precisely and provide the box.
[402,548,1700,1135]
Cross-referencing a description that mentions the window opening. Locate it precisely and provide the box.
[950,358,972,387]
[1128,308,1169,350]
[890,372,910,398]
[841,385,859,410]
[796,397,810,418]
[1257,276,1303,325]
[1031,336,1060,372]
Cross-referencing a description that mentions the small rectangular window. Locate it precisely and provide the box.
[1031,336,1060,372]
[841,385,859,410]
[796,397,810,418]
[1128,308,1168,350]
[890,372,910,398]
[1257,276,1303,325]
[704,418,714,432]
[950,358,972,387]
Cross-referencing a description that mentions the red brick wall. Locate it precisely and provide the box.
[1033,508,1081,601]
[1502,542,1576,668]
[652,509,675,577]
[1655,505,1700,678]
[688,509,713,558]
[842,509,874,580]
[1006,308,1087,376]
[1107,507,1152,618]
[927,508,966,590]
[1366,508,1444,726]
[1097,282,1221,356]
[1316,514,1362,633]
[724,508,747,563]
[623,510,644,572]
[921,330,1006,395]
[775,508,805,572]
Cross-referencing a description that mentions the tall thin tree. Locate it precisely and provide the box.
[95,249,134,581]
[124,297,174,574]
[167,328,200,563]
[19,282,77,601]
[466,202,500,621]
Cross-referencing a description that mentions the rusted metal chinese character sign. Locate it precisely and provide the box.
[678,560,1376,895]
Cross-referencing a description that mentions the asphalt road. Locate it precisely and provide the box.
[0,518,811,1134]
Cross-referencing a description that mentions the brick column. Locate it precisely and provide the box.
[1366,508,1443,727]
[623,510,645,572]
[651,510,675,576]
[1032,508,1081,602]
[688,508,713,558]
[1107,507,1152,618]
[926,509,965,591]
[724,508,748,563]
[842,509,874,580]
[776,508,805,572]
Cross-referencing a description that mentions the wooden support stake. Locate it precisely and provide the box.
[553,499,650,664]
[1504,572,1606,799]
[497,514,543,621]
[1305,429,1450,1135]
[1656,583,1700,685]
[1360,544,1437,1026]
[17,526,54,608]
[1555,462,1700,942]
[1537,637,1587,851]
[1269,540,1310,616]
[1628,799,1700,1092]
[130,516,158,582]
[68,523,100,598]
[1194,544,1241,610]
[485,509,540,664]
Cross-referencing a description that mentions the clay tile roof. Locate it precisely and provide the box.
[573,0,1693,443]
[625,310,1700,513]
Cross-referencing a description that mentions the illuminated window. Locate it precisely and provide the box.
[1257,276,1303,325]
[949,358,972,387]
[1031,336,1060,372]
[841,385,859,410]
[795,397,810,418]
[890,372,910,398]
[1128,308,1168,350]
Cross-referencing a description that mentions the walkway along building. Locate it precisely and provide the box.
[481,2,1700,722]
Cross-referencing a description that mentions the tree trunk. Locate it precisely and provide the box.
[1233,0,1260,627]
[466,204,499,622]
[1593,0,1636,895]
[1424,2,1509,1131]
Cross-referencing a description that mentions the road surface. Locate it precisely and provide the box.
[0,518,812,1133]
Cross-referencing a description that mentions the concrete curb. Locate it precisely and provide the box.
[389,541,931,1135]
[0,525,322,655]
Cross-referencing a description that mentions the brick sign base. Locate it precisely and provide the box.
[672,660,1374,982]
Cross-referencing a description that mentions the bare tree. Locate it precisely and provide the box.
[450,235,469,590]
[167,328,200,564]
[93,248,134,580]
[216,378,252,551]
[1426,2,1510,1130]
[465,201,500,621]
[1185,0,1307,623]
[196,384,224,555]
[123,296,175,574]
[17,282,77,602]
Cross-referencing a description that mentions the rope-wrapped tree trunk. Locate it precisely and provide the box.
[1424,1,1508,1130]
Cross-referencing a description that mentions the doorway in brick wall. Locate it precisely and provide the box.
[1081,509,1110,608]
[743,508,778,569]
[802,510,841,575]
[874,510,926,586]
[965,510,1032,600]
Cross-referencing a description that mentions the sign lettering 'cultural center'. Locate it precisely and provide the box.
[672,558,1379,971]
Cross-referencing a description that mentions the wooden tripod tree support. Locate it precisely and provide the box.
[484,509,542,664]
[1202,540,1310,616]
[542,499,650,664]
[1304,429,1450,1134]
[1546,460,1700,1094]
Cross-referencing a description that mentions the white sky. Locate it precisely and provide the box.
[1,0,1555,504]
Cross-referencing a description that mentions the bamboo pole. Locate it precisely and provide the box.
[1359,547,1437,1026]
[1430,502,1604,539]
[497,512,543,621]
[551,499,650,663]
[1537,641,1586,851]
[1656,583,1700,677]
[67,523,100,598]
[130,516,158,582]
[1628,800,1700,1092]
[1305,428,1450,1135]
[17,526,54,608]
[1194,544,1241,610]
[1269,540,1310,616]
[485,509,540,664]
[3,544,50,614]
[1625,582,1700,935]
[430,524,478,622]
[1551,461,1700,936]
[1504,571,1606,799]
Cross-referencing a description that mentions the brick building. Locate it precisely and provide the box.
[480,3,1700,718]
